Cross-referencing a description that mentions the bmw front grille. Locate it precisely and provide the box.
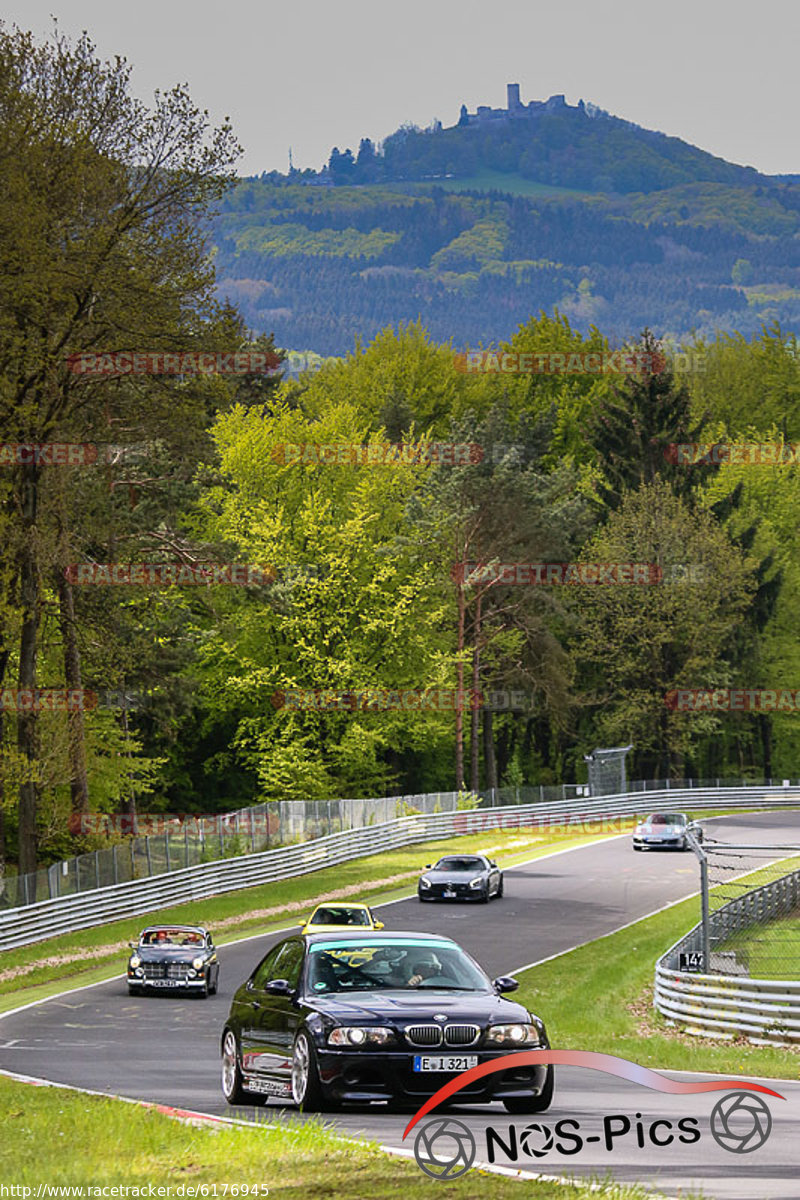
[404,1023,481,1047]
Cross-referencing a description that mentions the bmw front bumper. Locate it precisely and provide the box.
[313,1047,550,1104]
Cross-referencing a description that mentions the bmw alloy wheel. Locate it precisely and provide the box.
[221,1030,245,1104]
[292,1033,310,1104]
[291,1030,328,1111]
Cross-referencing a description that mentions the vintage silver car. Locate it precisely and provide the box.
[632,812,703,852]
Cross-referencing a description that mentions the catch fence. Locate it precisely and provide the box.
[655,837,800,1043]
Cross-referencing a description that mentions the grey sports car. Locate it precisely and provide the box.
[418,853,503,902]
[632,812,703,852]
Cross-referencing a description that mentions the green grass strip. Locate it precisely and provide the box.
[0,1073,663,1197]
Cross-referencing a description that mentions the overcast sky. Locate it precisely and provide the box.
[4,0,798,177]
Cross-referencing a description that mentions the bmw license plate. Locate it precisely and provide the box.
[413,1055,478,1072]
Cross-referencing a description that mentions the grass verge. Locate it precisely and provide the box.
[0,1074,655,1198]
[718,911,800,979]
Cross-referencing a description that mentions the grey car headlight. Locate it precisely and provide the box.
[419,876,432,889]
[485,1023,541,1046]
[328,1026,396,1047]
[468,877,484,889]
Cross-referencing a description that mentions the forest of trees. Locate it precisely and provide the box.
[211,178,800,355]
[3,27,800,885]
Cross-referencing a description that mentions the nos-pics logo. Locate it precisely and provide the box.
[406,1051,782,1179]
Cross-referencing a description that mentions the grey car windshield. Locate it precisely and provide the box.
[648,814,685,825]
[307,940,489,993]
[433,856,485,871]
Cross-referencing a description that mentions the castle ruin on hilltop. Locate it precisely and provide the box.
[458,83,585,127]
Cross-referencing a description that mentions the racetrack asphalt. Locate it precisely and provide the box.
[1,811,798,1199]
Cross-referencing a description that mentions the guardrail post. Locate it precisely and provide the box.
[94,850,100,889]
[165,833,171,872]
[131,839,136,880]
[145,835,152,876]
[112,844,118,885]
[185,828,189,868]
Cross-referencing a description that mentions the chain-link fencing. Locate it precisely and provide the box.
[703,839,800,979]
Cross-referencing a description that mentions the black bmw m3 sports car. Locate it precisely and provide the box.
[220,930,552,1113]
[127,924,219,997]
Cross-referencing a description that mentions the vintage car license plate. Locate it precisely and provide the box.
[413,1055,478,1072]
[149,979,184,987]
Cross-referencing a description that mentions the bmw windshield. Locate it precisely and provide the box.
[307,939,490,993]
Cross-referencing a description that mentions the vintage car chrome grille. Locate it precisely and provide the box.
[142,962,189,980]
[404,1024,442,1046]
[443,1024,481,1046]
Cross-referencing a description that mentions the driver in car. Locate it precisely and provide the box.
[407,952,447,987]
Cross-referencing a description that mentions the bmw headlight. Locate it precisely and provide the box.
[129,955,141,970]
[419,876,431,889]
[468,877,484,889]
[192,956,205,970]
[328,1026,396,1047]
[485,1023,541,1046]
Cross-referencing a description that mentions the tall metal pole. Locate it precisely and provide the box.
[688,831,710,971]
[700,855,710,970]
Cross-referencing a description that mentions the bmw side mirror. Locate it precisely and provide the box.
[265,978,293,996]
[493,975,519,994]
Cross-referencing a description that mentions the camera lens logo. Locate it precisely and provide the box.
[413,1117,476,1179]
[520,1122,554,1158]
[710,1091,772,1153]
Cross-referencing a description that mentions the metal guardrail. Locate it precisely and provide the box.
[655,855,800,1044]
[8,774,797,909]
[1,784,799,952]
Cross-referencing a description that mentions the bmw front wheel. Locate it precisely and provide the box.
[291,1030,329,1112]
[221,1030,247,1105]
